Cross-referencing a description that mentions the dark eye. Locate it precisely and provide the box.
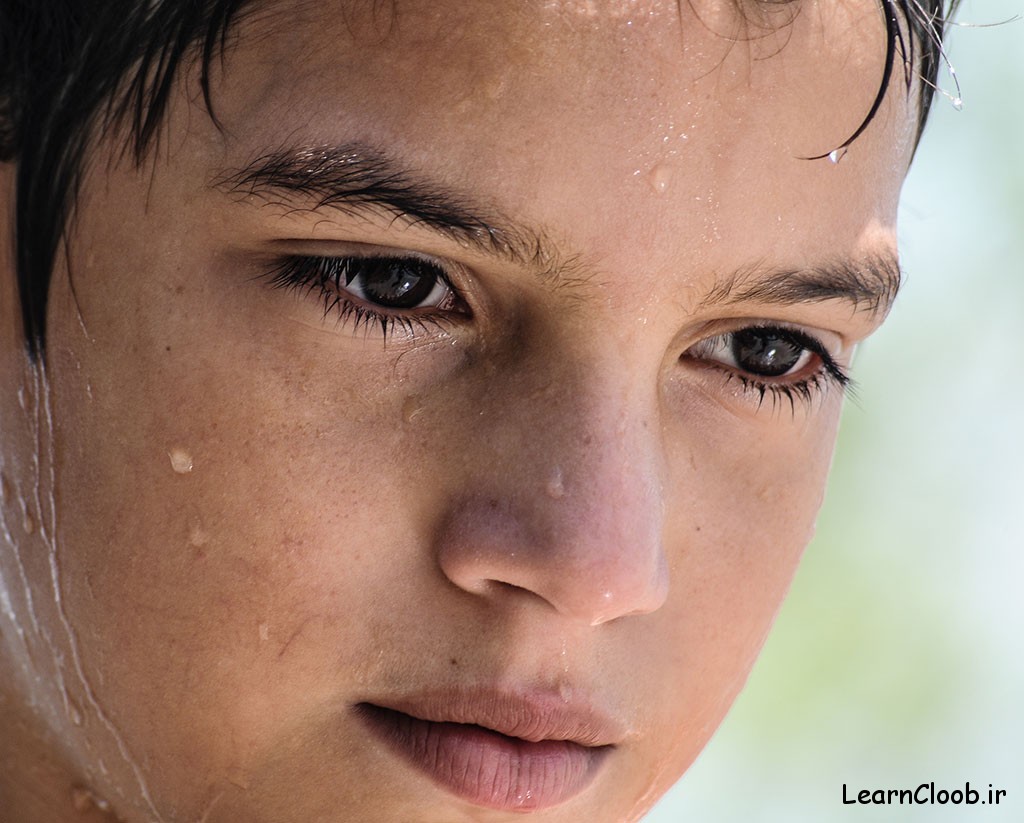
[729,328,810,377]
[686,326,821,378]
[341,257,451,310]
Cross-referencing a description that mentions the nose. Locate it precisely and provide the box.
[434,353,669,626]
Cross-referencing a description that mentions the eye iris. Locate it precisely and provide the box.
[359,258,439,309]
[731,329,803,377]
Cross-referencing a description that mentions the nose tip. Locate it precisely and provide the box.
[435,478,669,626]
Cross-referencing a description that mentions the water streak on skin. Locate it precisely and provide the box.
[0,472,34,645]
[34,361,165,822]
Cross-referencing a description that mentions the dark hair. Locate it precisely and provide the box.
[0,0,960,357]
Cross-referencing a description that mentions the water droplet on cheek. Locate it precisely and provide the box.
[168,448,193,474]
[401,395,424,424]
[647,163,673,194]
[71,786,110,814]
[545,467,565,500]
[258,622,270,642]
[828,147,848,164]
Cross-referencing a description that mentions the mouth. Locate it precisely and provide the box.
[355,690,620,811]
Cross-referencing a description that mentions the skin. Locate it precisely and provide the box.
[0,0,918,821]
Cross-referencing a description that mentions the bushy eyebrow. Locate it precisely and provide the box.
[212,143,556,270]
[213,143,902,316]
[701,256,904,317]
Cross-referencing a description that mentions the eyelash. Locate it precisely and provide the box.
[266,254,851,412]
[685,326,852,413]
[265,254,466,338]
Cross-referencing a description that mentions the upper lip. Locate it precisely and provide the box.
[359,685,627,748]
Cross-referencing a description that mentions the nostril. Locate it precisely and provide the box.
[435,488,669,626]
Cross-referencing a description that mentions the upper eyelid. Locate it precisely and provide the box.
[270,251,856,360]
[686,319,846,358]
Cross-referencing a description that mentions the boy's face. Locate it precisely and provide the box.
[0,1,915,820]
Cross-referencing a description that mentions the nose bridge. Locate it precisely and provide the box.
[435,342,669,625]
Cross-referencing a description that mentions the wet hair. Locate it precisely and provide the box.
[0,0,961,357]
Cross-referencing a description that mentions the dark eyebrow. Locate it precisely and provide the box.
[213,143,902,317]
[211,143,556,270]
[700,255,904,317]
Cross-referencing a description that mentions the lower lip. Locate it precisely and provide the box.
[356,703,610,811]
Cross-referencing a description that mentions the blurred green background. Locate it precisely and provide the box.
[646,2,1023,820]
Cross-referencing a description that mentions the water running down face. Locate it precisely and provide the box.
[0,0,918,820]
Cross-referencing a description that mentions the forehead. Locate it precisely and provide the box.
[189,0,914,280]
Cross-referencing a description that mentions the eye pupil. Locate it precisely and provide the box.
[359,258,440,309]
[731,329,803,377]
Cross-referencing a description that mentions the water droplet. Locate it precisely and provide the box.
[71,786,110,813]
[16,387,26,410]
[646,163,673,195]
[401,395,424,424]
[168,448,193,474]
[188,521,209,549]
[951,96,963,111]
[65,691,84,726]
[258,623,270,641]
[21,509,36,535]
[545,467,565,499]
[828,147,848,164]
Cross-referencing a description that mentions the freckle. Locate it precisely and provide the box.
[449,657,458,667]
[165,345,171,353]
[168,448,193,474]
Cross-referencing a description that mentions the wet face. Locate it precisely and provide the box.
[0,0,915,820]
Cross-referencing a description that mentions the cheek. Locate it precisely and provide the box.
[45,291,435,814]
[628,398,838,782]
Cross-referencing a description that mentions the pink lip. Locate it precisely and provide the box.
[355,689,621,811]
